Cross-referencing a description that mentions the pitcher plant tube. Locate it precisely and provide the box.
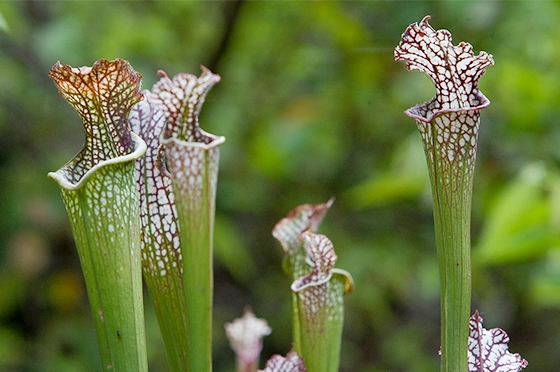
[146,67,225,372]
[395,16,494,371]
[273,200,353,372]
[291,231,353,372]
[48,59,148,372]
[130,96,189,372]
[272,199,334,355]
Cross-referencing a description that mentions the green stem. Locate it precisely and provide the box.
[147,275,190,371]
[433,201,472,372]
[131,98,190,372]
[418,111,481,371]
[50,140,148,372]
[283,229,353,372]
[162,137,224,372]
[145,66,223,372]
[430,156,472,372]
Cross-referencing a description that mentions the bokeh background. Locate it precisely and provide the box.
[2,1,560,371]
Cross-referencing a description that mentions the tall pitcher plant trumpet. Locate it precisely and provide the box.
[48,59,148,372]
[395,15,490,371]
[396,16,526,371]
[131,67,224,372]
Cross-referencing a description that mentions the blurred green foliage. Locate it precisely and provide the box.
[1,1,560,371]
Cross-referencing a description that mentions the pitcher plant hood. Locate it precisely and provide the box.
[48,58,146,188]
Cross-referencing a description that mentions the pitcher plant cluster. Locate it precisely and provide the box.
[47,15,526,372]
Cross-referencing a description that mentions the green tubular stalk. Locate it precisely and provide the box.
[273,201,353,372]
[148,67,224,372]
[422,111,479,371]
[130,99,190,372]
[163,136,223,372]
[291,232,353,372]
[395,16,494,371]
[48,59,148,371]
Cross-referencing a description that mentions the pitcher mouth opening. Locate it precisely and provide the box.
[160,129,226,150]
[48,132,147,191]
[404,92,490,124]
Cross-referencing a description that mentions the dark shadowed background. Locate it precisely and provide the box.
[1,1,560,371]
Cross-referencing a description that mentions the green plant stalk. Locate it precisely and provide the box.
[48,59,149,371]
[413,109,484,371]
[291,232,353,372]
[138,206,189,372]
[162,137,224,372]
[433,188,471,372]
[417,112,478,371]
[410,106,488,372]
[131,99,190,372]
[146,67,223,372]
[294,273,350,372]
[146,273,189,372]
[287,243,306,356]
[52,155,147,371]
